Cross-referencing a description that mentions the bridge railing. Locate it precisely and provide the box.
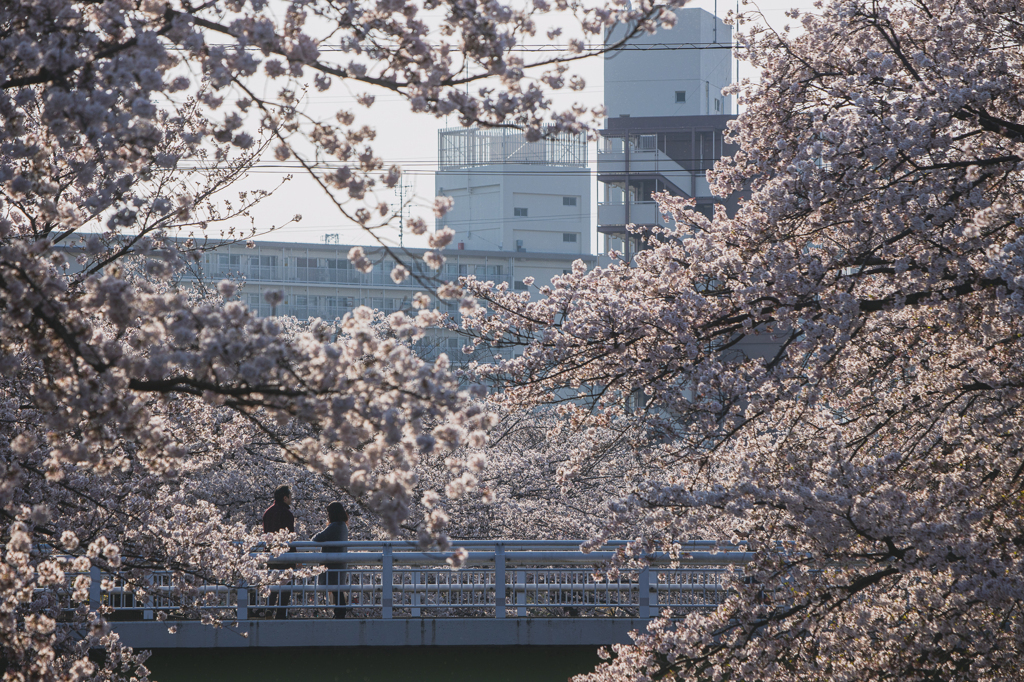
[70,541,754,621]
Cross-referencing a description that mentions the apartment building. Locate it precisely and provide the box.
[152,128,596,364]
[182,239,597,362]
[172,12,749,360]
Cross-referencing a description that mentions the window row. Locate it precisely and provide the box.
[513,196,578,217]
[600,129,728,171]
[445,263,505,278]
[674,91,723,111]
[206,255,509,285]
[242,294,467,319]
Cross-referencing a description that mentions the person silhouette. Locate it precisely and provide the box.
[262,485,295,619]
[313,501,349,619]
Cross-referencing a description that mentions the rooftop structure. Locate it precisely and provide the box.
[604,7,733,119]
[436,127,592,255]
[438,127,588,169]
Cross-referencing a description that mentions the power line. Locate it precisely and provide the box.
[179,155,724,174]
[181,165,713,177]
[208,41,738,53]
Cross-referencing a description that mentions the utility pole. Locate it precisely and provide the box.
[394,179,413,247]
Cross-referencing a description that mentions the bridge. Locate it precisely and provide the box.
[93,540,752,650]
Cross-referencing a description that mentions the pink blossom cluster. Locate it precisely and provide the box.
[459,0,1024,679]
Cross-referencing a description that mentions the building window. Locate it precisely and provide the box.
[562,197,577,206]
[325,296,353,311]
[715,98,721,112]
[514,280,528,291]
[563,233,578,243]
[675,91,686,103]
[514,207,528,217]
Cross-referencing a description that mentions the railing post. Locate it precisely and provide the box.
[89,566,101,611]
[236,581,248,621]
[411,569,421,618]
[382,544,393,619]
[639,566,650,619]
[516,569,526,617]
[650,568,658,615]
[144,575,154,620]
[494,543,505,619]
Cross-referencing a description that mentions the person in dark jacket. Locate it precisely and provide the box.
[313,501,349,619]
[263,485,295,534]
[262,485,294,618]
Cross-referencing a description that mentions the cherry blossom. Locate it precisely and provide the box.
[462,0,1024,679]
[2,0,695,675]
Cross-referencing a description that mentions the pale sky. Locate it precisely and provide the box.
[187,0,808,250]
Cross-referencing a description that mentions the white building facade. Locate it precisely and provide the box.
[604,8,733,120]
[157,129,596,365]
[435,127,591,255]
[598,8,743,259]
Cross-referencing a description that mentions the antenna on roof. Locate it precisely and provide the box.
[714,0,718,43]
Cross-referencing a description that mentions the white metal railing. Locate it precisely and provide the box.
[68,541,753,621]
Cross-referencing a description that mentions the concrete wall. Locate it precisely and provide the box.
[605,8,733,119]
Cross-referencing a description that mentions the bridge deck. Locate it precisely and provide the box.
[112,617,652,648]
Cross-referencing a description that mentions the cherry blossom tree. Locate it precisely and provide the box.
[461,0,1024,679]
[1,0,698,677]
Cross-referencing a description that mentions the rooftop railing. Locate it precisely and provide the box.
[439,128,588,169]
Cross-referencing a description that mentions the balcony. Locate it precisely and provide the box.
[197,264,512,290]
[597,201,675,231]
[597,148,714,198]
